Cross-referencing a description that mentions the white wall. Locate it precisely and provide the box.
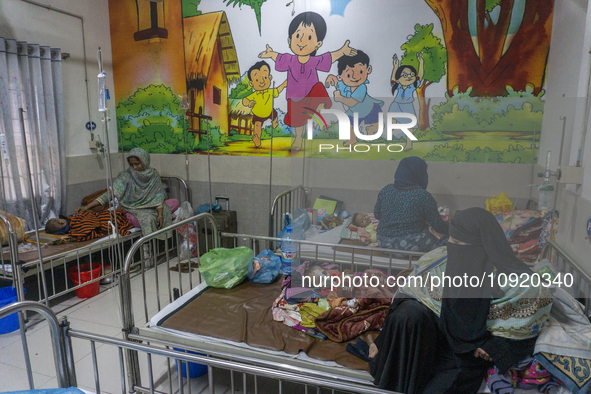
[538,0,590,171]
[542,0,591,276]
[0,0,117,175]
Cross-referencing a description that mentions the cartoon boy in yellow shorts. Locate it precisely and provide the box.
[242,61,287,148]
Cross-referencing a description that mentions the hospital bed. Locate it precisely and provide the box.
[0,176,191,306]
[270,185,424,271]
[0,294,395,393]
[118,210,590,393]
[115,209,591,394]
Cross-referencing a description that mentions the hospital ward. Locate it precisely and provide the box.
[1,0,591,393]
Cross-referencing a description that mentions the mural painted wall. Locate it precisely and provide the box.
[108,0,554,163]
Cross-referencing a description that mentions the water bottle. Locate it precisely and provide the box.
[281,226,297,274]
[538,183,554,211]
[98,72,107,112]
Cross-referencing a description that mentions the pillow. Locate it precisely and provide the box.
[340,213,379,241]
[0,210,26,246]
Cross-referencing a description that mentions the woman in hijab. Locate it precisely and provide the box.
[440,207,552,392]
[75,148,171,238]
[349,208,552,394]
[374,156,448,252]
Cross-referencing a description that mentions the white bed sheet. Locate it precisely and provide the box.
[298,223,414,270]
[148,282,345,369]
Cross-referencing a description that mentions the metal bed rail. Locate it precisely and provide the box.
[224,232,425,273]
[541,240,591,316]
[0,213,23,299]
[123,228,423,333]
[161,175,191,204]
[269,185,306,238]
[120,212,220,390]
[0,177,192,305]
[117,227,422,393]
[0,300,399,393]
[118,215,415,393]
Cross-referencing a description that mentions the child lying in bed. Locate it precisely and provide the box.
[45,209,133,242]
[347,213,377,245]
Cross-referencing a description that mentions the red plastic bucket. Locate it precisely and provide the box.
[68,263,102,298]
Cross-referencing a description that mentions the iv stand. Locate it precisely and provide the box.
[19,108,49,306]
[180,94,190,186]
[97,48,123,274]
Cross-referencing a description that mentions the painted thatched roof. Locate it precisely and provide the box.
[229,98,253,118]
[184,12,240,89]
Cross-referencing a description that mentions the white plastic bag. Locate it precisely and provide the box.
[175,201,199,260]
[174,201,194,223]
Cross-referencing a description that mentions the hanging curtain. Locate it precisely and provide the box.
[0,38,65,229]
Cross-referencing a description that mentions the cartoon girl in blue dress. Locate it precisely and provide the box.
[389,52,423,150]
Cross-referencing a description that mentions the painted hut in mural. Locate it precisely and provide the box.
[228,99,253,136]
[183,12,240,139]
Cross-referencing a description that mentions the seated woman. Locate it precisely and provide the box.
[351,208,552,394]
[374,156,448,252]
[75,148,172,239]
[45,210,133,241]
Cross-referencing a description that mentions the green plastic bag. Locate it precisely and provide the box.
[199,247,253,289]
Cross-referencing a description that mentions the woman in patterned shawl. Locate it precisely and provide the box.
[350,208,552,394]
[75,148,171,238]
[439,207,552,392]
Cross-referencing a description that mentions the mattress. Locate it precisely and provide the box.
[0,230,140,274]
[298,223,418,271]
[148,277,378,373]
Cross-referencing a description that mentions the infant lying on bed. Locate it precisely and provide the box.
[45,209,133,242]
[347,213,377,245]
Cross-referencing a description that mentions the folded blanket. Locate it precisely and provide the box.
[272,262,407,342]
[495,211,544,263]
[495,210,542,239]
[314,297,391,342]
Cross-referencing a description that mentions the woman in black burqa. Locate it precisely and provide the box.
[350,208,541,394]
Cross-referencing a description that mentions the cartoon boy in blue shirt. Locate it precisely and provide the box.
[325,50,384,146]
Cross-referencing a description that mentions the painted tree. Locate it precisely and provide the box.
[181,0,202,18]
[425,0,554,96]
[223,0,267,35]
[400,24,447,130]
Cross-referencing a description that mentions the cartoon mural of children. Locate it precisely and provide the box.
[389,52,424,150]
[259,11,357,151]
[325,50,384,147]
[242,61,288,148]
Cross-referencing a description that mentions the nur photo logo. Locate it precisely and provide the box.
[303,108,418,153]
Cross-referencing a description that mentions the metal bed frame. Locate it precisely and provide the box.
[0,175,190,306]
[541,240,591,316]
[0,300,397,393]
[2,240,588,393]
[114,212,423,394]
[114,226,590,394]
[269,185,307,238]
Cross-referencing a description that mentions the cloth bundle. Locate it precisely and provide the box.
[0,210,26,246]
[272,261,406,342]
[495,210,545,263]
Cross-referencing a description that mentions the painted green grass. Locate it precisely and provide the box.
[194,135,538,163]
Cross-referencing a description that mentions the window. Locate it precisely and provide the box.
[213,86,221,105]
